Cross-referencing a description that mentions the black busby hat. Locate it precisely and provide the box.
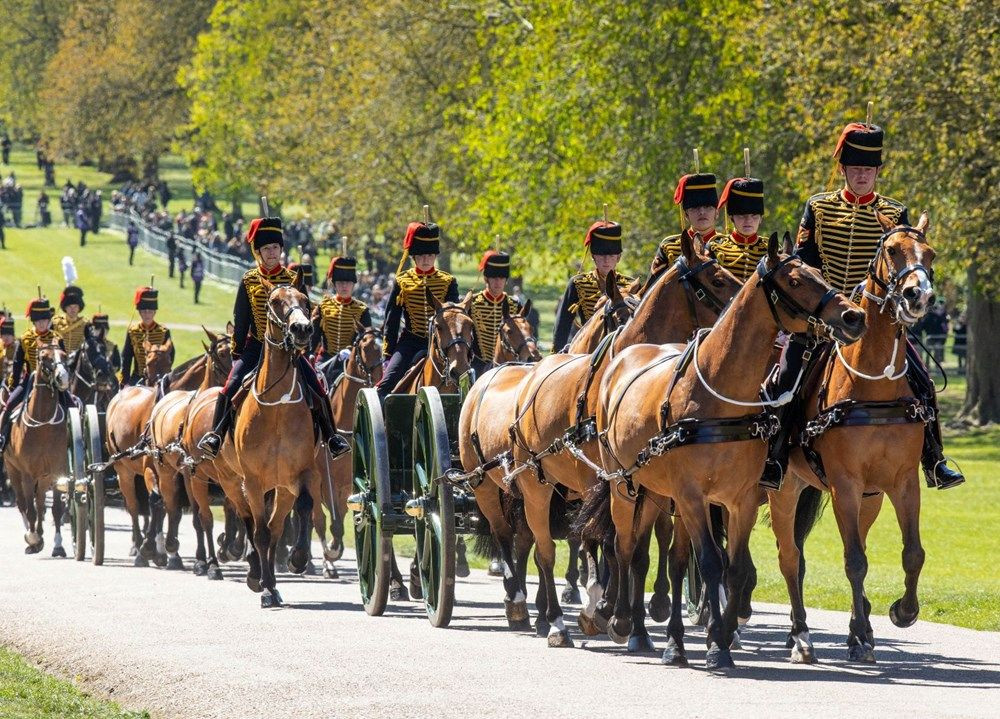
[134,286,158,311]
[326,256,358,283]
[60,284,85,311]
[674,173,719,210]
[585,221,623,256]
[26,298,54,321]
[834,123,883,167]
[403,222,440,256]
[0,315,14,336]
[246,216,284,252]
[479,250,511,278]
[718,177,764,215]
[91,313,110,331]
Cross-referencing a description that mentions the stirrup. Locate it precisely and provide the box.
[197,432,222,459]
[925,457,965,490]
[758,458,785,492]
[327,435,351,459]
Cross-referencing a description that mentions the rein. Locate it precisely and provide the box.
[341,328,383,386]
[426,305,475,389]
[253,297,308,405]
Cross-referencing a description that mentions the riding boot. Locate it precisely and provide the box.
[0,405,12,453]
[904,341,964,490]
[197,393,233,459]
[311,392,351,458]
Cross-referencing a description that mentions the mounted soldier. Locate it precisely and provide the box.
[120,286,174,387]
[196,216,349,459]
[312,256,372,384]
[377,217,459,399]
[552,216,636,351]
[651,159,720,274]
[88,312,121,376]
[762,114,963,491]
[469,250,523,376]
[709,150,769,283]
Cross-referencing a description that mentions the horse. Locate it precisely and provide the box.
[767,213,937,664]
[590,233,865,669]
[143,327,234,575]
[68,325,119,411]
[458,269,646,639]
[103,339,174,563]
[4,343,71,555]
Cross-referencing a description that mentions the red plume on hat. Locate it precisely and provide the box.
[673,175,692,205]
[717,177,739,209]
[833,122,869,159]
[479,249,499,272]
[134,287,147,306]
[245,217,263,245]
[402,222,424,251]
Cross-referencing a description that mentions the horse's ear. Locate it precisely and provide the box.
[202,325,218,343]
[767,232,780,264]
[461,290,474,312]
[875,211,896,232]
[681,231,697,263]
[293,265,304,289]
[501,298,511,319]
[201,341,210,354]
[915,211,930,236]
[226,321,235,335]
[520,298,532,317]
[782,231,793,256]
[425,285,443,311]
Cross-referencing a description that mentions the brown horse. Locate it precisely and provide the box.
[103,340,174,563]
[593,234,865,669]
[768,213,937,664]
[221,283,317,607]
[5,343,71,555]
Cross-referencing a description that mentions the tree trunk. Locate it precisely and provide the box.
[959,264,1000,424]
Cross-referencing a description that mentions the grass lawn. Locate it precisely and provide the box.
[0,646,149,719]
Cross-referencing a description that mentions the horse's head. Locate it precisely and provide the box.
[653,232,742,331]
[757,232,866,345]
[872,212,935,326]
[349,320,384,387]
[264,282,312,353]
[497,299,541,362]
[142,338,174,384]
[38,342,70,391]
[427,287,476,386]
[598,269,639,334]
[202,323,235,382]
[83,324,118,392]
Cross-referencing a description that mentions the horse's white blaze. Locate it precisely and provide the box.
[548,616,566,636]
[55,365,70,390]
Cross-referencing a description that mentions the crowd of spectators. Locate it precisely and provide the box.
[912,301,968,374]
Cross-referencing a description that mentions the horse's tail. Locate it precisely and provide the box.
[572,481,612,546]
[550,487,575,541]
[794,485,827,546]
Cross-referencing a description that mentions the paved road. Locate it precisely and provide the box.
[1,504,997,719]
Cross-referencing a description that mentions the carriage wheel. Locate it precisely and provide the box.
[411,387,456,628]
[84,404,106,566]
[352,388,392,616]
[66,407,87,561]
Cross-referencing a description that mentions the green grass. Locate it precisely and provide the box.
[0,646,149,719]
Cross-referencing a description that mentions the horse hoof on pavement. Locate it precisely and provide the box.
[166,555,185,571]
[705,642,736,670]
[24,543,43,555]
[648,592,670,623]
[139,543,156,560]
[152,553,168,568]
[303,560,318,576]
[730,630,743,651]
[287,548,309,575]
[535,619,550,638]
[504,598,529,622]
[193,560,208,576]
[246,573,262,593]
[260,589,282,609]
[790,638,816,665]
[561,586,582,605]
[661,638,688,667]
[487,559,504,577]
[547,628,574,648]
[129,546,138,557]
[389,583,409,602]
[889,598,919,628]
[133,554,149,568]
[607,616,632,645]
[847,642,876,664]
[593,605,611,633]
[217,547,231,563]
[628,632,656,653]
[576,611,600,637]
[323,564,339,580]
[208,565,224,581]
[51,545,67,558]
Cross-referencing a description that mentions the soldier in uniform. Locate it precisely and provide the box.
[552,219,635,351]
[89,312,121,376]
[761,120,963,490]
[197,217,349,459]
[377,221,459,399]
[311,256,372,383]
[0,298,66,456]
[650,173,720,274]
[1,313,14,364]
[470,250,522,376]
[52,285,88,354]
[709,176,769,283]
[120,287,173,386]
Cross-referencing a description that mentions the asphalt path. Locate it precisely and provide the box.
[1,504,997,719]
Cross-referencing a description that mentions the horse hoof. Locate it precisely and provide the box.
[547,629,574,648]
[607,617,632,645]
[246,574,262,593]
[139,544,156,560]
[193,561,208,576]
[889,599,919,628]
[209,566,224,581]
[661,638,688,667]
[389,584,410,602]
[166,555,185,571]
[217,548,231,564]
[560,586,582,605]
[705,643,736,670]
[648,593,670,623]
[152,553,168,568]
[24,544,42,555]
[409,579,423,601]
[323,565,340,580]
[508,617,532,632]
[129,546,139,557]
[51,545,67,558]
[848,642,876,664]
[133,554,149,568]
[260,589,282,609]
[627,633,656,654]
[593,606,611,634]
[535,620,551,638]
[287,548,309,575]
[487,559,504,577]
[730,631,743,651]
[504,598,530,623]
[577,612,600,637]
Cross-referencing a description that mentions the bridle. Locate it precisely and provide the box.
[207,335,233,384]
[498,316,540,361]
[427,305,476,386]
[23,345,67,427]
[673,254,732,329]
[756,254,839,345]
[74,333,117,395]
[600,293,638,335]
[265,296,309,354]
[343,328,384,386]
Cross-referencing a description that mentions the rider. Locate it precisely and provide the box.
[709,176,768,283]
[1,314,14,366]
[197,217,350,459]
[650,172,720,275]
[311,256,372,382]
[120,287,174,386]
[0,298,66,457]
[470,250,522,376]
[377,220,459,399]
[90,312,122,377]
[761,119,964,491]
[553,219,636,351]
[52,284,87,354]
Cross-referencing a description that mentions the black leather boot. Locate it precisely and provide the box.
[197,393,233,459]
[311,393,351,458]
[921,416,964,490]
[760,417,790,491]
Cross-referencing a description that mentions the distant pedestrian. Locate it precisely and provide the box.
[166,233,177,277]
[0,209,6,249]
[177,248,188,288]
[75,206,90,246]
[37,192,51,227]
[126,220,139,265]
[952,312,968,373]
[1,135,10,165]
[191,252,204,304]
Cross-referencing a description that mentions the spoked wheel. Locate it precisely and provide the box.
[411,387,456,628]
[352,388,392,616]
[66,407,87,561]
[84,404,106,565]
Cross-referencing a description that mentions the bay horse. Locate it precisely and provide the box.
[768,213,937,664]
[103,339,174,564]
[4,342,70,555]
[68,326,119,412]
[458,270,644,640]
[593,234,865,669]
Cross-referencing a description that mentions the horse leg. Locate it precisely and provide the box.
[387,545,410,601]
[476,482,529,629]
[163,472,185,571]
[50,485,66,557]
[607,488,639,646]
[858,492,885,644]
[19,473,43,553]
[287,486,313,575]
[768,478,815,663]
[626,496,662,653]
[522,479,570,647]
[198,484,224,580]
[663,514,693,666]
[561,541,582,605]
[721,500,758,653]
[829,482,876,663]
[263,488,298,607]
[648,510,673,622]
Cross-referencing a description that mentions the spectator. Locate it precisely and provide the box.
[37,192,51,227]
[952,311,968,373]
[166,233,177,277]
[1,134,10,165]
[75,205,90,246]
[10,184,22,226]
[191,251,205,304]
[126,220,139,265]
[0,208,5,249]
[177,247,188,289]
